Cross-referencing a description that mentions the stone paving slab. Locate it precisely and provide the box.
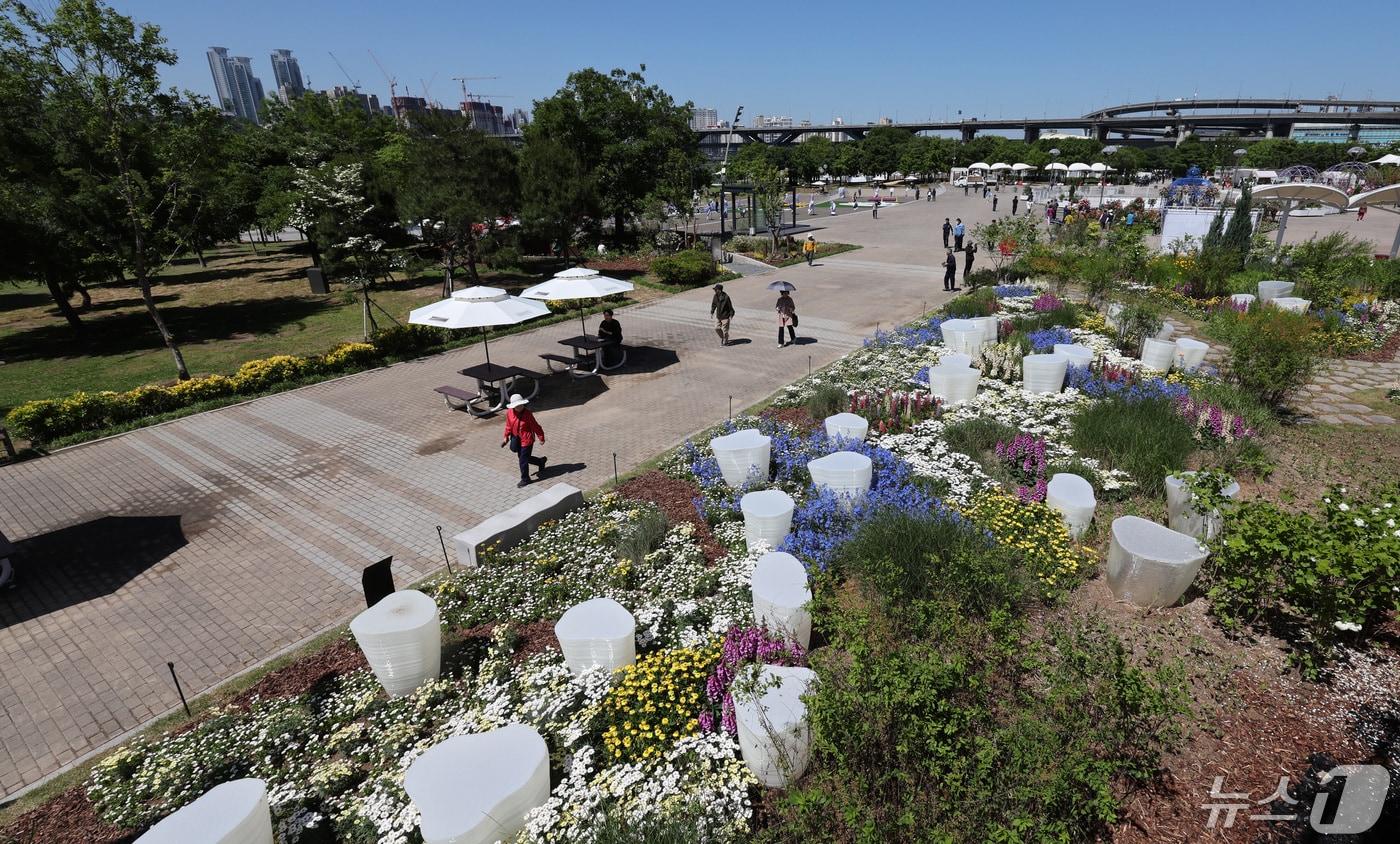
[1291,358,1400,426]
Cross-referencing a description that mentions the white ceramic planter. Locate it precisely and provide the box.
[1105,302,1123,329]
[733,665,817,788]
[1154,321,1175,341]
[751,551,812,649]
[1257,280,1294,303]
[404,724,551,844]
[823,412,868,442]
[938,351,973,369]
[970,316,1000,347]
[1052,343,1094,370]
[741,489,795,551]
[136,779,272,844]
[1173,337,1209,373]
[927,365,981,405]
[1045,473,1096,539]
[1272,296,1310,314]
[1230,293,1256,308]
[941,318,986,356]
[1140,337,1176,371]
[349,590,441,697]
[1021,353,1068,394]
[807,451,873,507]
[1163,473,1241,542]
[710,429,771,488]
[554,597,636,675]
[1105,516,1209,608]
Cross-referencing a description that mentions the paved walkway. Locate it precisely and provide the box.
[0,191,992,799]
[1292,358,1400,425]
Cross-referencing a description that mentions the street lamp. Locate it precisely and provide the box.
[1049,147,1060,188]
[1099,145,1119,207]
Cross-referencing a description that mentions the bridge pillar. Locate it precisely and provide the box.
[1093,122,1109,142]
[1024,126,1040,143]
[1349,122,1362,143]
[1175,124,1193,147]
[960,125,976,143]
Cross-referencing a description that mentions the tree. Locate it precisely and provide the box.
[394,113,518,293]
[789,136,833,184]
[526,67,699,240]
[520,138,594,261]
[830,141,862,181]
[859,126,911,178]
[732,156,789,255]
[1220,184,1254,269]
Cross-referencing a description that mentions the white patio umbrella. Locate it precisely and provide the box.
[521,267,635,335]
[1369,153,1400,166]
[1044,162,1069,172]
[1089,162,1116,173]
[408,286,550,366]
[968,162,991,171]
[1067,162,1092,174]
[989,162,1012,171]
[1011,163,1035,172]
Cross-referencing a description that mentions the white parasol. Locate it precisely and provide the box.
[408,286,550,365]
[521,267,635,335]
[989,162,1012,171]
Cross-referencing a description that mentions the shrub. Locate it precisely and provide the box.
[232,355,313,393]
[371,323,448,358]
[943,287,998,318]
[964,489,1094,589]
[612,506,669,568]
[940,417,1017,462]
[1224,306,1319,408]
[653,229,685,253]
[965,268,998,289]
[166,374,239,404]
[320,342,381,372]
[803,383,847,419]
[1116,301,1162,353]
[1070,396,1196,493]
[651,249,717,287]
[727,234,768,255]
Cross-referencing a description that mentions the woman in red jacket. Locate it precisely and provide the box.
[502,394,547,487]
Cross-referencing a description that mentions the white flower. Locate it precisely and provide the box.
[1333,620,1363,633]
[1354,517,1366,528]
[1338,502,1350,512]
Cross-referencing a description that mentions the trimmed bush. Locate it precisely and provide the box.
[232,355,314,393]
[1223,306,1319,408]
[651,249,717,287]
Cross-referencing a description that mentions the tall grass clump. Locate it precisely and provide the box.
[1069,396,1195,493]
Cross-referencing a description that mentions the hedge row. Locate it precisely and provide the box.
[5,325,451,445]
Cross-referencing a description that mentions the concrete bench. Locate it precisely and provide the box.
[452,483,585,569]
[433,385,479,410]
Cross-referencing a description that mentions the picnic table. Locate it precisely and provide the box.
[540,335,626,377]
[433,362,542,417]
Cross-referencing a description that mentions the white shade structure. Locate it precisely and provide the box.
[349,590,441,697]
[751,551,812,649]
[1252,182,1350,246]
[1052,343,1094,370]
[940,318,986,356]
[741,489,795,551]
[1173,337,1209,373]
[710,429,772,488]
[135,779,272,844]
[807,451,873,507]
[1140,338,1176,371]
[927,365,981,405]
[1349,184,1400,257]
[1257,280,1294,303]
[1106,516,1209,608]
[408,286,550,367]
[554,597,636,675]
[1022,353,1067,393]
[520,267,634,335]
[404,724,551,844]
[1273,296,1311,314]
[1089,162,1116,173]
[989,162,1012,171]
[1164,473,1240,542]
[1045,473,1096,539]
[1230,293,1256,308]
[1067,162,1092,174]
[1011,162,1036,172]
[968,161,991,171]
[823,412,869,442]
[733,665,817,788]
[1370,153,1400,166]
[1044,162,1069,172]
[970,316,999,347]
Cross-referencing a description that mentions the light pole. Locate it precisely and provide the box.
[1049,147,1060,189]
[1099,145,1118,207]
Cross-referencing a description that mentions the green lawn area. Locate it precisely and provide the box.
[0,243,671,416]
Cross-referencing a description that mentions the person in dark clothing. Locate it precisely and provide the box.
[597,309,623,367]
[775,291,797,347]
[943,249,958,291]
[992,194,999,212]
[502,396,546,487]
[941,218,952,248]
[710,284,735,345]
[963,242,977,281]
[1011,194,1019,215]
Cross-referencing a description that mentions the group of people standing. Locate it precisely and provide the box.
[940,217,976,291]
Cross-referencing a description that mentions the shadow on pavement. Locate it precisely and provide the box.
[616,345,680,375]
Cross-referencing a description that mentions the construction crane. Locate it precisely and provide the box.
[452,75,499,104]
[367,49,396,100]
[327,51,359,91]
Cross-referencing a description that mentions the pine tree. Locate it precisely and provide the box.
[1221,184,1254,268]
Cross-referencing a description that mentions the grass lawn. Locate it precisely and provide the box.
[0,242,673,416]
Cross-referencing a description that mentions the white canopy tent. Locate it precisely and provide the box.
[1011,162,1035,172]
[1349,184,1400,257]
[1089,162,1116,173]
[968,162,991,171]
[989,162,1012,171]
[1252,182,1351,246]
[1369,153,1400,166]
[1066,162,1092,175]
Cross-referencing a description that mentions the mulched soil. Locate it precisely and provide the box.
[457,618,560,664]
[0,785,135,844]
[615,471,726,562]
[230,636,368,708]
[1349,329,1400,363]
[759,405,820,433]
[587,257,651,274]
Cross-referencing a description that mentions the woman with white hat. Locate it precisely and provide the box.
[501,394,546,488]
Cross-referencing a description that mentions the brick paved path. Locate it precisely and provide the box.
[1292,357,1400,425]
[0,193,987,799]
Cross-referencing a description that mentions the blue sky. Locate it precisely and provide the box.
[113,0,1399,124]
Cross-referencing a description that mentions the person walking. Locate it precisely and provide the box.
[775,290,797,347]
[807,197,815,216]
[953,218,965,250]
[992,194,999,212]
[1358,203,1368,222]
[963,241,977,283]
[872,195,880,219]
[502,395,546,488]
[942,218,952,248]
[803,235,817,266]
[711,283,735,346]
[1011,194,1019,215]
[943,249,958,291]
[963,182,969,196]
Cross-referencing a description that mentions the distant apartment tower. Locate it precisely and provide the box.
[269,49,305,102]
[207,47,265,123]
[509,108,530,134]
[690,106,718,130]
[330,86,381,115]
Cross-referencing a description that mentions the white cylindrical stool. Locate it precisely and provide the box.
[710,429,771,488]
[1272,297,1310,314]
[1173,337,1209,373]
[807,451,873,508]
[554,597,636,675]
[927,365,981,405]
[823,412,868,442]
[970,316,999,347]
[733,665,817,788]
[136,779,272,844]
[941,318,986,357]
[1163,473,1240,542]
[1257,280,1294,303]
[1230,293,1256,308]
[1021,353,1068,393]
[1140,337,1176,371]
[938,351,973,369]
[740,489,795,551]
[1052,343,1094,370]
[751,551,812,649]
[1105,516,1209,608]
[404,724,551,844]
[1045,472,1096,539]
[350,590,441,697]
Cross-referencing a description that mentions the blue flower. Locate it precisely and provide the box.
[1026,326,1074,353]
[994,284,1035,298]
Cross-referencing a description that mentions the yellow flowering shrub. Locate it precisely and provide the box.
[598,644,718,763]
[166,374,239,403]
[233,354,314,392]
[963,490,1094,590]
[1076,310,1112,337]
[320,342,379,371]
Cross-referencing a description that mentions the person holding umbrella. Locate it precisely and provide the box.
[775,289,798,347]
[501,394,546,488]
